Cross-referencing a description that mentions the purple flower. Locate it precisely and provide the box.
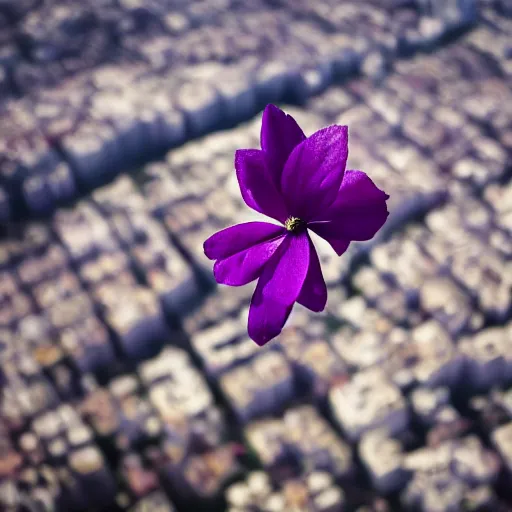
[204,105,389,346]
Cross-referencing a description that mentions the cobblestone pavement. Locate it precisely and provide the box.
[0,0,511,511]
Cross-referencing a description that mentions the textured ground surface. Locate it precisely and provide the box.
[0,0,512,511]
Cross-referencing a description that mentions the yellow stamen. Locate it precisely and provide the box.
[285,217,305,233]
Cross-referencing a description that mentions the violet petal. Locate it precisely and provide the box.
[281,125,348,221]
[297,235,327,312]
[311,170,389,241]
[235,149,288,223]
[260,104,306,184]
[213,235,286,286]
[248,233,310,345]
[204,222,285,260]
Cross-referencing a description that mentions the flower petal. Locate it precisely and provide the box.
[260,104,306,182]
[235,149,288,222]
[248,286,294,346]
[261,233,310,304]
[297,235,327,312]
[204,222,285,260]
[247,233,310,345]
[311,170,389,241]
[213,235,285,286]
[280,125,348,221]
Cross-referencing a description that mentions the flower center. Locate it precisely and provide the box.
[285,216,306,233]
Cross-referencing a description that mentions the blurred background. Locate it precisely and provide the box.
[0,0,511,511]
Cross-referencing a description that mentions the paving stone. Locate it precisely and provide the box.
[329,368,410,441]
